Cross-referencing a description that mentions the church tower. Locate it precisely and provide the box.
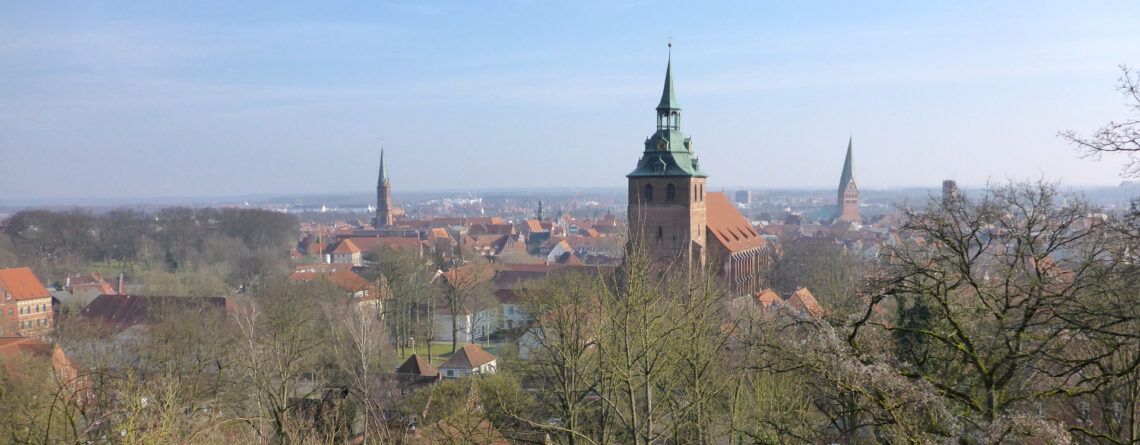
[375,147,395,227]
[834,137,860,223]
[627,50,708,268]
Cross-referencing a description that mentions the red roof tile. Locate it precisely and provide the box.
[330,239,361,254]
[0,267,51,301]
[705,192,768,253]
[439,343,497,369]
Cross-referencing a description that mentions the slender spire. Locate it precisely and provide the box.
[839,137,854,189]
[378,145,390,186]
[657,42,680,111]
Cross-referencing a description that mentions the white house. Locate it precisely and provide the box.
[433,310,473,343]
[439,343,498,378]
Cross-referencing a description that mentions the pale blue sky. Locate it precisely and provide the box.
[2,1,1139,200]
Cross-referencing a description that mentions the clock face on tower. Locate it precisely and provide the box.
[657,139,667,150]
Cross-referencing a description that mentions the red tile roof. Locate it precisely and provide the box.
[395,354,439,377]
[348,236,425,253]
[786,288,825,318]
[289,268,376,295]
[330,239,361,254]
[439,343,497,369]
[755,288,780,309]
[0,267,51,301]
[81,294,228,332]
[705,192,769,253]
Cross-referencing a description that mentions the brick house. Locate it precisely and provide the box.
[0,267,54,336]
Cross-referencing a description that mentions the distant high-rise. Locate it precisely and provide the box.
[735,190,752,205]
[375,147,395,227]
[834,138,860,223]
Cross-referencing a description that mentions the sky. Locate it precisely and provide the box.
[2,1,1139,201]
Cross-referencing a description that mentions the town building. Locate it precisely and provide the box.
[625,51,774,294]
[0,267,54,336]
[834,138,860,223]
[438,343,498,378]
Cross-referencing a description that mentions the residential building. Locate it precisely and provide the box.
[0,267,54,336]
[438,343,497,378]
[329,238,363,267]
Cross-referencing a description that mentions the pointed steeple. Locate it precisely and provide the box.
[838,137,854,190]
[378,146,390,186]
[657,45,680,111]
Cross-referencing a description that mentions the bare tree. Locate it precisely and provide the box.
[1062,65,1140,178]
[438,261,494,353]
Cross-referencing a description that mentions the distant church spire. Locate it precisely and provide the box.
[375,144,395,227]
[839,137,854,191]
[834,137,860,223]
[378,145,390,186]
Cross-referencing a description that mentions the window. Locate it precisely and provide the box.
[666,183,676,202]
[644,184,654,202]
[657,226,663,240]
[447,370,454,377]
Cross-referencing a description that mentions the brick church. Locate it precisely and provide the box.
[626,51,774,295]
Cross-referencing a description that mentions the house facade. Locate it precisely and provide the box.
[0,267,54,336]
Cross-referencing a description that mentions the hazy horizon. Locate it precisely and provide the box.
[3,1,1139,201]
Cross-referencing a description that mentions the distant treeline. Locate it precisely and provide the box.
[0,207,297,294]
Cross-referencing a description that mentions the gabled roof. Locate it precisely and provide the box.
[81,294,228,332]
[439,343,497,370]
[331,238,361,254]
[429,227,452,241]
[0,267,51,301]
[395,354,439,377]
[289,268,375,294]
[755,288,780,309]
[705,192,769,254]
[0,336,52,358]
[524,219,545,233]
[348,236,424,253]
[786,288,825,318]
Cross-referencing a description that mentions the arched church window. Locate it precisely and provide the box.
[644,184,654,202]
[657,226,663,240]
[666,183,676,202]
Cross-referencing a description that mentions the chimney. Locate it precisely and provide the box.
[118,273,125,295]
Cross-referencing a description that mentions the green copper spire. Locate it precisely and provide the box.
[378,146,390,186]
[629,49,706,178]
[656,47,680,111]
[838,137,854,190]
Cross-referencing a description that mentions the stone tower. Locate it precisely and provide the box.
[375,147,395,227]
[834,138,860,223]
[626,50,708,268]
[942,179,961,207]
